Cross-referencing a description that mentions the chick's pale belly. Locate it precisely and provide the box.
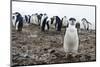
[64,28,79,52]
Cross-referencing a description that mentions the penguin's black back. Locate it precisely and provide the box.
[41,17,48,31]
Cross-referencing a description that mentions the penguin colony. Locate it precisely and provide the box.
[12,12,92,56]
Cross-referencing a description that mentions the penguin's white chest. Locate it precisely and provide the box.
[63,25,79,53]
[63,19,67,26]
[66,27,78,41]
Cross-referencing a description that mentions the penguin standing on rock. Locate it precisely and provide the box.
[62,16,68,27]
[81,18,92,31]
[12,12,23,31]
[54,16,62,31]
[49,16,62,31]
[41,13,49,32]
[63,17,79,57]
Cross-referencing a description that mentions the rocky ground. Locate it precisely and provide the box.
[11,24,96,67]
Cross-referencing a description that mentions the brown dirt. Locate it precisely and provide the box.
[11,24,96,67]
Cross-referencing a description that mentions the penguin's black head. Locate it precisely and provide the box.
[64,16,66,18]
[69,17,76,21]
[81,18,87,22]
[14,12,20,15]
[35,13,38,15]
[40,13,43,16]
[13,12,21,18]
[14,12,20,14]
[44,13,47,15]
[69,17,76,25]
